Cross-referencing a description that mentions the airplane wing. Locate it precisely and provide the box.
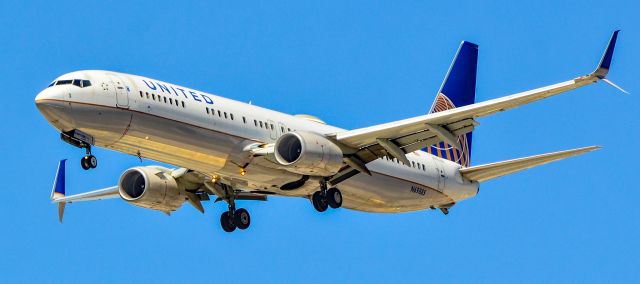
[332,31,622,180]
[49,160,267,221]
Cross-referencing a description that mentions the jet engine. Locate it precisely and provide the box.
[118,166,186,213]
[274,131,343,176]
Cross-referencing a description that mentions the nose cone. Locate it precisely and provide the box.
[35,88,75,132]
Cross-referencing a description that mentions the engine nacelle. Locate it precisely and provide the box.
[118,166,186,213]
[274,131,343,176]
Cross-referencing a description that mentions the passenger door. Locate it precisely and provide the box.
[108,74,129,108]
[267,119,277,140]
[278,122,286,137]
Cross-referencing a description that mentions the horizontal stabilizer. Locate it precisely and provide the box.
[459,146,600,182]
[50,159,119,222]
[51,186,120,204]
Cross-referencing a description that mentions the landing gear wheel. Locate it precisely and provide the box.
[88,155,97,169]
[80,156,91,170]
[220,211,236,233]
[234,208,251,230]
[327,188,342,209]
[312,191,329,212]
[80,155,97,170]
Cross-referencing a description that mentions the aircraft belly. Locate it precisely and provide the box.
[70,103,132,145]
[338,172,455,213]
[109,110,241,173]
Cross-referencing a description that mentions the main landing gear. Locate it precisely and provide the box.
[311,180,342,212]
[217,184,251,233]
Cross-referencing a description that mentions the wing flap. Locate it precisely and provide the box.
[459,146,600,182]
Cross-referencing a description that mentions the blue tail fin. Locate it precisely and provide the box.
[424,41,478,167]
[51,159,66,199]
[51,159,66,222]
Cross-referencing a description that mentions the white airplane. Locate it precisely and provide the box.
[37,31,625,233]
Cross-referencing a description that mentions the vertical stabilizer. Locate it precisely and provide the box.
[425,41,478,167]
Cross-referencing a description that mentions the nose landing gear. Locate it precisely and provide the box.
[79,146,97,170]
[60,130,98,171]
[311,180,342,212]
[80,154,98,170]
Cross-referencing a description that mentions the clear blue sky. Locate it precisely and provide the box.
[1,1,638,283]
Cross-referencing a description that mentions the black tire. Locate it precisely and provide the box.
[234,208,251,230]
[80,156,91,170]
[220,211,236,232]
[327,188,342,209]
[88,155,98,169]
[312,191,328,212]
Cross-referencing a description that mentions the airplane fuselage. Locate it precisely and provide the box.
[35,70,478,213]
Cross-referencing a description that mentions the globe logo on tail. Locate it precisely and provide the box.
[426,93,471,167]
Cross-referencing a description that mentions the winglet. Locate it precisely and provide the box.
[593,30,620,79]
[51,159,67,223]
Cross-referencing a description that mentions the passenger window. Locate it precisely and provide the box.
[169,98,173,104]
[281,126,285,132]
[270,124,274,130]
[139,91,143,98]
[181,101,185,108]
[224,112,228,119]
[163,97,167,103]
[242,117,246,124]
[218,110,221,117]
[82,80,91,87]
[287,128,291,132]
[152,94,156,100]
[230,113,234,120]
[72,80,82,87]
[259,121,263,128]
[422,164,426,171]
[254,120,257,127]
[146,92,149,99]
[206,107,209,114]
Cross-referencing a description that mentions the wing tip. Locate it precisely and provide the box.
[593,30,620,79]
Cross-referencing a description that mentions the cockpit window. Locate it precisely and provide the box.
[50,79,92,88]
